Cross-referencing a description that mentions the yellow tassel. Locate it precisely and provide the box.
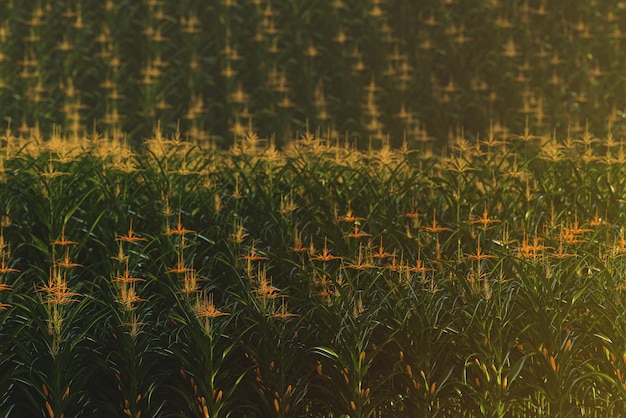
[550,355,558,372]
[564,339,572,352]
[45,401,54,418]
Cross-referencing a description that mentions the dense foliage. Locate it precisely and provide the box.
[1,130,626,416]
[2,1,626,416]
[0,0,625,146]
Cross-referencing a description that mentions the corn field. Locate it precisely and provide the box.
[0,128,624,417]
[0,0,625,145]
[2,0,626,417]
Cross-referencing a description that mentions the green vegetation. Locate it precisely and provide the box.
[2,1,626,416]
[0,130,625,416]
[0,0,625,146]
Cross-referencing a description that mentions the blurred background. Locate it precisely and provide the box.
[0,0,624,148]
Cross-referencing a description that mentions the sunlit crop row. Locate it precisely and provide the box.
[0,126,625,416]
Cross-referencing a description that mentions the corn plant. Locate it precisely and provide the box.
[9,234,105,417]
[309,264,400,418]
[4,111,626,417]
